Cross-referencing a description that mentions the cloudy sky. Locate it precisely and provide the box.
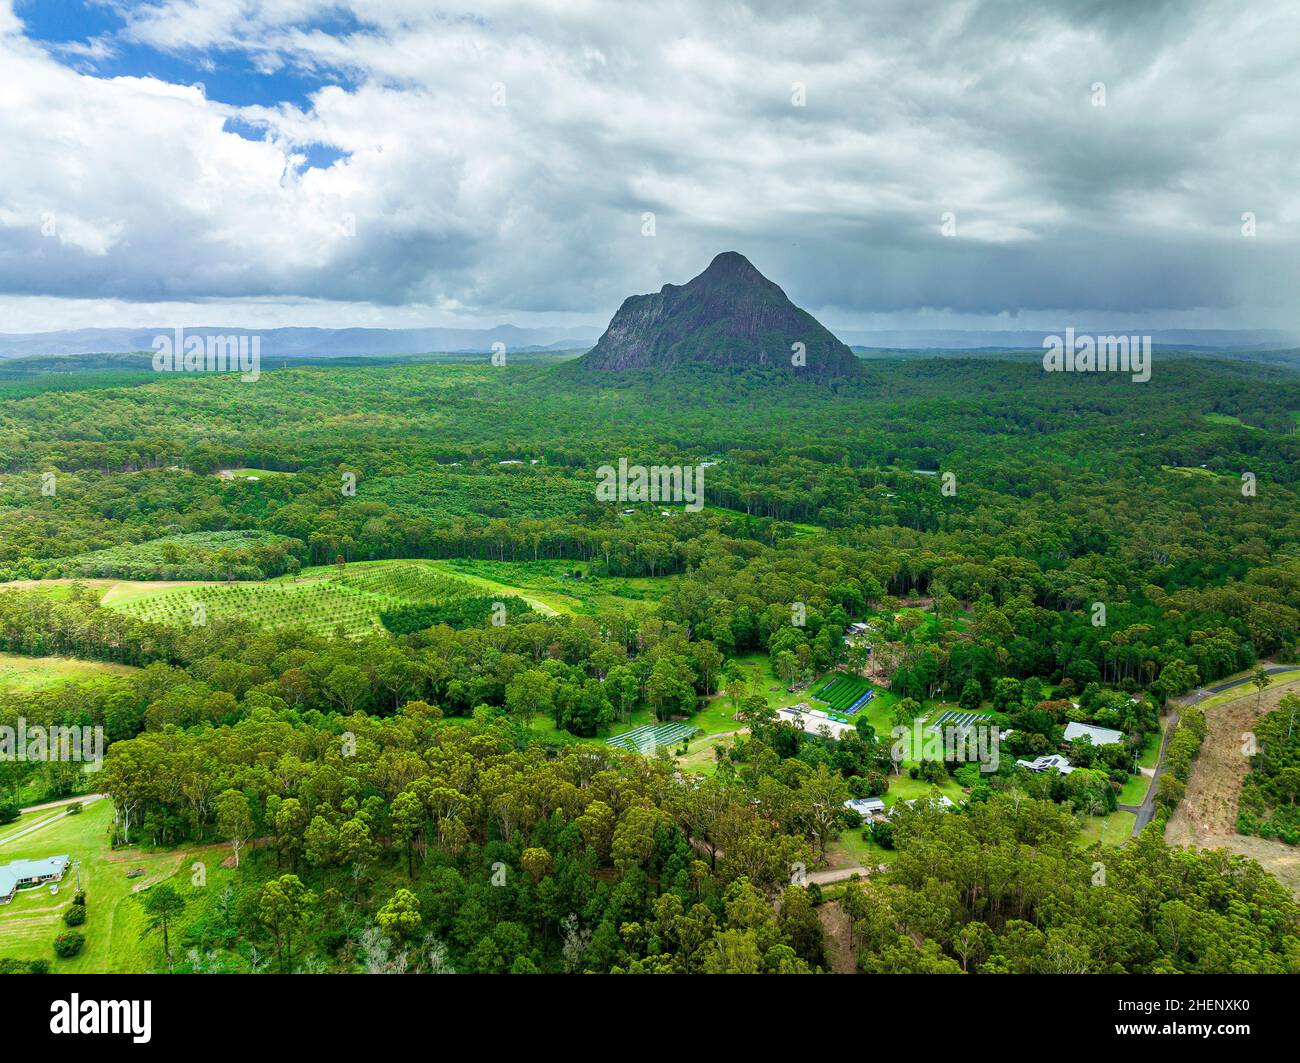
[0,0,1297,334]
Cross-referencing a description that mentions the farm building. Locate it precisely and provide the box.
[778,705,856,739]
[844,797,886,817]
[1064,721,1124,747]
[0,854,69,905]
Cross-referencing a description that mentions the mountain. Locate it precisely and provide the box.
[0,325,601,360]
[838,328,1300,350]
[580,252,860,378]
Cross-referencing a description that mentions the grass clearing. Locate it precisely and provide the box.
[218,467,296,479]
[1203,413,1259,430]
[432,558,666,617]
[0,799,233,973]
[0,652,137,692]
[826,828,897,869]
[1137,715,1171,769]
[882,773,964,807]
[1117,772,1152,806]
[1161,464,1222,478]
[1077,811,1137,848]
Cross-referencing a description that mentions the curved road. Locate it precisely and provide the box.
[1182,665,1299,706]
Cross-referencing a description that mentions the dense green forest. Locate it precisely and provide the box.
[1,353,1298,973]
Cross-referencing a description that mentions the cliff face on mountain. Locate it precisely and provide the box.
[580,252,860,378]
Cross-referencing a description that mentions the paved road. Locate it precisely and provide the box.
[19,793,106,815]
[1182,665,1299,706]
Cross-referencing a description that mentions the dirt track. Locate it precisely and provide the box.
[816,900,856,974]
[1165,677,1300,895]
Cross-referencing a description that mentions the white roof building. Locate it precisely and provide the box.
[777,705,856,739]
[844,797,886,817]
[0,854,69,904]
[1064,721,1124,747]
[1016,753,1074,774]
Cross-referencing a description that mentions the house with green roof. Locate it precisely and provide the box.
[0,854,70,904]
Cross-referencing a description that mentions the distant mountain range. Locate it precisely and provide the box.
[581,251,860,378]
[0,321,1294,363]
[0,325,601,360]
[839,328,1300,350]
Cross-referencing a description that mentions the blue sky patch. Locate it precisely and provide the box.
[16,0,362,110]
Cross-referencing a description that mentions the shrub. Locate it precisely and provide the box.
[0,957,51,974]
[63,905,86,926]
[53,931,85,958]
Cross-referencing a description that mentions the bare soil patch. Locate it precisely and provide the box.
[817,900,857,974]
[1166,678,1300,894]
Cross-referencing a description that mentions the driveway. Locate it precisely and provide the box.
[807,864,882,886]
[1117,714,1178,839]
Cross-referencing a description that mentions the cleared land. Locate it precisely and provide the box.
[1165,676,1300,895]
[812,673,876,715]
[1077,811,1137,848]
[431,558,665,617]
[0,652,136,692]
[0,798,231,973]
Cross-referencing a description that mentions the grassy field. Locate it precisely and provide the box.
[432,558,666,617]
[0,799,232,973]
[717,654,964,809]
[0,652,137,692]
[1203,413,1259,430]
[1137,716,1170,769]
[710,505,821,536]
[218,467,297,478]
[1161,465,1223,478]
[1117,772,1153,806]
[827,827,898,869]
[1077,811,1137,847]
[106,559,487,638]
